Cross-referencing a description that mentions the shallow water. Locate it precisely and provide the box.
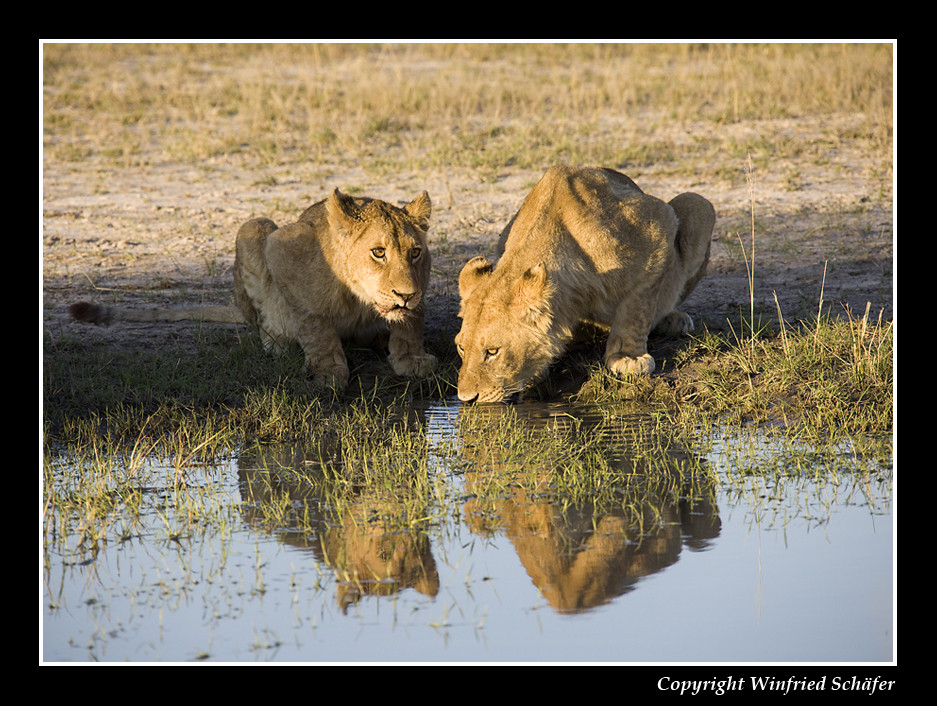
[42,400,893,663]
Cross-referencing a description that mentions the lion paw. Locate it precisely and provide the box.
[305,355,350,392]
[309,371,349,393]
[607,352,656,377]
[654,311,694,336]
[391,352,438,378]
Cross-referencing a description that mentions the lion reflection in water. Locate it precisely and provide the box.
[238,443,438,612]
[237,408,720,615]
[458,405,721,614]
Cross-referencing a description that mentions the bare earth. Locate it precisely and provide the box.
[42,116,893,375]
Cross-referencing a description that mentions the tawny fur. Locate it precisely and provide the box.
[69,188,437,391]
[454,166,714,403]
[68,300,244,325]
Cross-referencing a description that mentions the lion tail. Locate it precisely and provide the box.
[68,301,245,325]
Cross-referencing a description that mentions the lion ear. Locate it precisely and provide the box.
[459,256,493,300]
[405,191,432,231]
[326,188,361,236]
[513,262,547,303]
[513,262,552,328]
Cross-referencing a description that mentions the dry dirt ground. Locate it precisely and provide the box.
[41,117,893,380]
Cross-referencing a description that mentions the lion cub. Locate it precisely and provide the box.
[455,166,714,403]
[70,189,438,391]
[234,189,437,390]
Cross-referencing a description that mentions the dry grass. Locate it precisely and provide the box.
[43,42,892,175]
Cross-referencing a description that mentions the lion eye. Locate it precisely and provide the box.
[484,347,500,360]
[410,247,422,261]
[371,247,386,260]
[455,344,464,358]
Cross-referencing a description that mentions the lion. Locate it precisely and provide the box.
[454,166,714,403]
[69,188,438,390]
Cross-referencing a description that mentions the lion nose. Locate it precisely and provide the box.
[393,289,415,305]
[456,383,478,402]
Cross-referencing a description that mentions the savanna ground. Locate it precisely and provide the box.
[41,43,894,440]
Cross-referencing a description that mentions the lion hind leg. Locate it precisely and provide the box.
[653,310,694,336]
[234,218,279,327]
[649,193,715,334]
[668,192,715,307]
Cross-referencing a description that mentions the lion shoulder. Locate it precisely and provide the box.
[498,166,672,267]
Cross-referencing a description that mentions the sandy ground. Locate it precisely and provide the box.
[41,116,893,370]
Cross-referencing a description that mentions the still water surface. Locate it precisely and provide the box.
[42,401,893,663]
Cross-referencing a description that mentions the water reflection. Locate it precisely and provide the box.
[237,400,721,615]
[238,443,439,612]
[43,403,892,661]
[451,402,721,613]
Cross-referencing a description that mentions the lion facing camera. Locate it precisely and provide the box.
[70,188,438,391]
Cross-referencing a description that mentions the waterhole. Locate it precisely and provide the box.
[42,399,893,663]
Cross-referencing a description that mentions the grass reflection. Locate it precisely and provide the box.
[451,403,722,612]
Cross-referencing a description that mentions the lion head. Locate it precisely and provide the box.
[326,188,432,324]
[454,256,565,403]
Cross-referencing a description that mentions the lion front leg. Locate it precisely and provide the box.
[294,314,350,391]
[387,318,437,378]
[603,300,656,377]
